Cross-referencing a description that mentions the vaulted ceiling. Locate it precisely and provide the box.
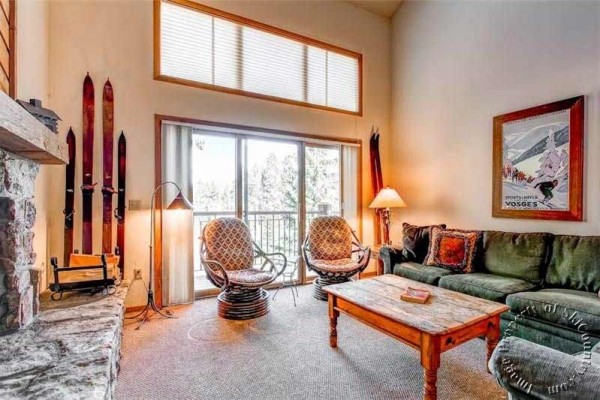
[348,1,404,18]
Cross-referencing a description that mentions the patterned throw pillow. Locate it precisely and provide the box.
[424,227,481,273]
[402,223,446,263]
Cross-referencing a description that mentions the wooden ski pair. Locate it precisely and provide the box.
[369,127,384,244]
[64,73,126,275]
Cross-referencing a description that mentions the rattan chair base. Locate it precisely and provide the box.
[217,288,270,320]
[313,277,349,301]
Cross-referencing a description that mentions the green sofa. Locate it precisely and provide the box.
[380,231,600,355]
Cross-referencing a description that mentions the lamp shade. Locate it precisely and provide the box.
[166,191,193,210]
[369,187,407,209]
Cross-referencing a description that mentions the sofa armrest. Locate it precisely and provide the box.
[489,337,600,399]
[379,246,406,275]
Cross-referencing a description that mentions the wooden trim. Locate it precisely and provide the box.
[163,0,361,58]
[298,142,307,284]
[235,135,243,219]
[358,270,377,279]
[0,2,7,21]
[155,113,364,296]
[492,96,584,221]
[153,0,363,116]
[8,0,14,98]
[125,305,146,313]
[154,115,164,307]
[357,142,363,240]
[154,74,362,117]
[155,114,362,145]
[153,0,161,85]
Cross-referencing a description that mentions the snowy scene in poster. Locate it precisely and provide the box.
[501,109,570,211]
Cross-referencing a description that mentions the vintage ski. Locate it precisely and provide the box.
[369,127,383,244]
[115,131,126,276]
[63,128,76,266]
[81,73,95,254]
[101,79,115,254]
[373,129,383,192]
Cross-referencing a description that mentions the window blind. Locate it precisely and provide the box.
[159,1,361,114]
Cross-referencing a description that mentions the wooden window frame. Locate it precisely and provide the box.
[154,114,363,303]
[153,0,363,116]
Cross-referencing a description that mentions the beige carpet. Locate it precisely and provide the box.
[116,284,507,400]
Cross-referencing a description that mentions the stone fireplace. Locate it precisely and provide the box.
[0,91,67,335]
[0,89,128,400]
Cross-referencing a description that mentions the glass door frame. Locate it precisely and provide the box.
[302,142,344,281]
[155,115,361,300]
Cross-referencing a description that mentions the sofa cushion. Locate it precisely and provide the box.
[438,273,536,303]
[393,262,453,285]
[506,289,600,336]
[425,227,481,273]
[483,231,551,284]
[401,223,446,263]
[546,235,600,293]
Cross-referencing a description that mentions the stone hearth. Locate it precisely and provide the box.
[0,283,129,399]
[0,90,67,335]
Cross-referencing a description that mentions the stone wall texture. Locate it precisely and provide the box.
[0,148,40,334]
[0,283,129,399]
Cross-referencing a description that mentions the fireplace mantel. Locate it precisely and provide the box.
[0,90,68,164]
[0,90,67,334]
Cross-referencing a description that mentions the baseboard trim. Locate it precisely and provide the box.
[125,305,145,313]
[359,271,378,279]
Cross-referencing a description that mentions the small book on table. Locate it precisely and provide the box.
[401,287,431,304]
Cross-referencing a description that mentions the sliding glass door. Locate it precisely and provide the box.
[192,133,237,291]
[187,125,354,296]
[304,145,342,277]
[242,139,300,281]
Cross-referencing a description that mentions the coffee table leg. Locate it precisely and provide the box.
[421,334,440,400]
[486,315,501,373]
[328,293,339,348]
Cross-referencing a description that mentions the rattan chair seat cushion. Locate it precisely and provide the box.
[310,258,361,273]
[214,268,276,285]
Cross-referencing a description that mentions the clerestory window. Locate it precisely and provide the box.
[155,0,362,115]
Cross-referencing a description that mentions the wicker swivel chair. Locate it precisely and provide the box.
[303,216,370,300]
[200,218,287,320]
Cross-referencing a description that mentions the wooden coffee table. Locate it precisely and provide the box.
[323,275,509,400]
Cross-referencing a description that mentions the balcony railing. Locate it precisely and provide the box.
[193,210,336,291]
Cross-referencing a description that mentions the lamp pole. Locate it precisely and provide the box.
[127,181,187,330]
[381,207,392,245]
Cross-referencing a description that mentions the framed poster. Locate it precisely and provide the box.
[492,96,584,221]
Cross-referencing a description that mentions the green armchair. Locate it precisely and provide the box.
[489,337,600,399]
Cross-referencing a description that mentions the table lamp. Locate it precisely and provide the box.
[369,187,407,245]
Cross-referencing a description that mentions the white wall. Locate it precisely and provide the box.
[16,0,53,291]
[47,0,392,306]
[390,1,600,242]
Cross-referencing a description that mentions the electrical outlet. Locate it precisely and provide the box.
[133,269,142,280]
[129,199,142,210]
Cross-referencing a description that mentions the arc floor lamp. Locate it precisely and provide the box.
[128,181,193,330]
